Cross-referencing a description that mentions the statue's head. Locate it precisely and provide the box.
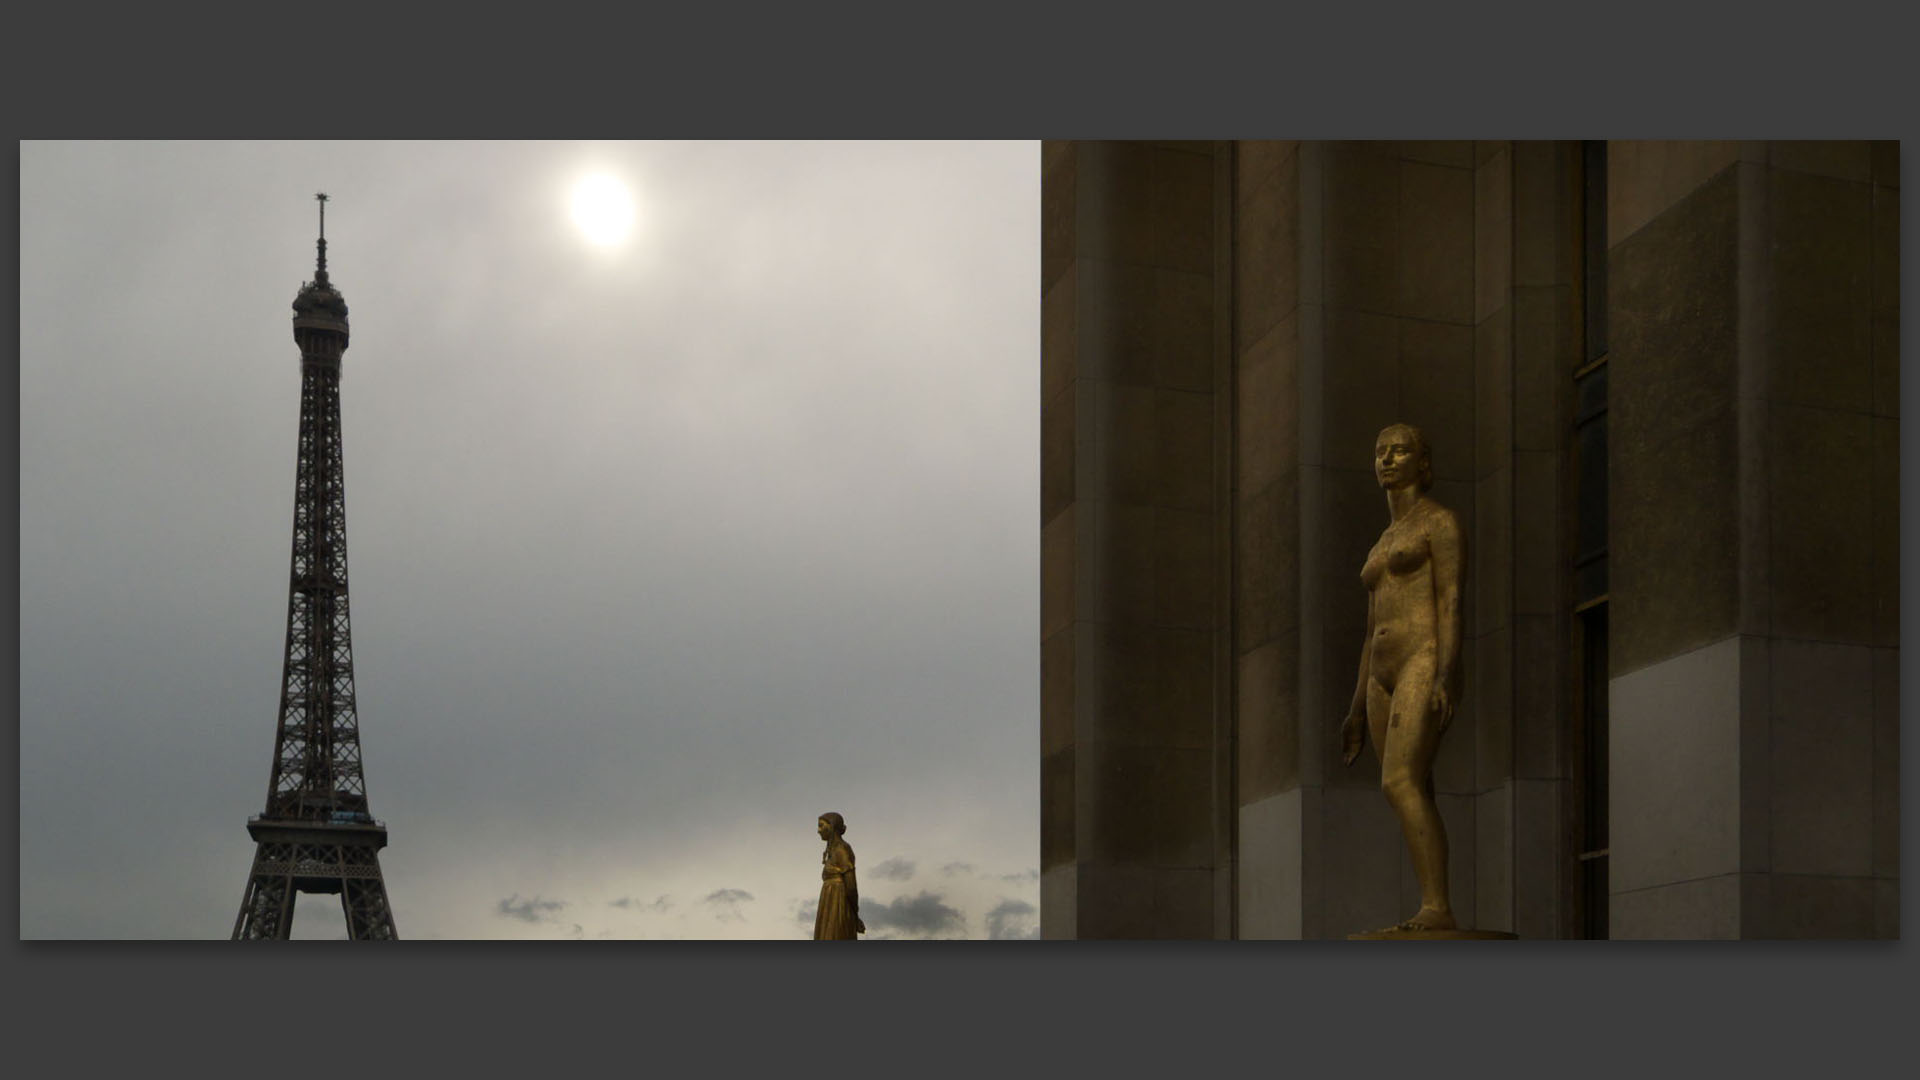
[1375,423,1433,492]
[818,812,847,840]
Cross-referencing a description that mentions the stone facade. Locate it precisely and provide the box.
[1040,140,1899,939]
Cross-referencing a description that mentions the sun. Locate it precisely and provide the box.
[569,173,636,247]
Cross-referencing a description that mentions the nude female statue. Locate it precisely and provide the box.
[812,812,866,940]
[1341,423,1465,933]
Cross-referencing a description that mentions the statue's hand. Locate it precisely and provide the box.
[1341,711,1367,766]
[1430,684,1454,732]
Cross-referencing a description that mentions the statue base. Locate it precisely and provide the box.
[1348,926,1519,941]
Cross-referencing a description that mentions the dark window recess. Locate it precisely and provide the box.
[1573,363,1608,603]
[1575,357,1608,419]
[1579,605,1610,939]
[1574,140,1609,606]
[1575,139,1609,940]
[1583,141,1608,365]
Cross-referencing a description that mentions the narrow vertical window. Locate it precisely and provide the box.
[1578,604,1609,938]
[1582,141,1608,365]
[1573,140,1609,938]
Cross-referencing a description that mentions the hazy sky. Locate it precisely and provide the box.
[19,141,1039,939]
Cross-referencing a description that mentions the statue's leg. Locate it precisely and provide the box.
[1379,650,1454,929]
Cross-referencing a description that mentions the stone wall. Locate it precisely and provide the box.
[1606,141,1899,938]
[1040,140,1897,939]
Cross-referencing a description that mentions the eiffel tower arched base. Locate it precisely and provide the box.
[232,819,397,940]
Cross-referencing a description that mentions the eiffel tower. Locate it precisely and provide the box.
[232,195,397,939]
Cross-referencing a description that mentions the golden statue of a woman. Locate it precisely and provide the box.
[812,812,866,940]
[1341,423,1476,937]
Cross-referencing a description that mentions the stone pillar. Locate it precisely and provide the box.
[1040,141,1234,938]
[1231,140,1305,938]
[1472,142,1583,939]
[1606,141,1898,938]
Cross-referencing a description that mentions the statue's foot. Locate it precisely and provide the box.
[1395,906,1457,932]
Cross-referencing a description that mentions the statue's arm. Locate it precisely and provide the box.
[838,847,862,922]
[1347,592,1375,719]
[1431,510,1465,704]
[1340,593,1375,765]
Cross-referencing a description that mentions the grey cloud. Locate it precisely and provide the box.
[870,857,915,882]
[939,862,975,877]
[862,891,966,939]
[703,888,755,922]
[985,897,1038,941]
[998,868,1039,884]
[611,894,673,913]
[497,894,567,924]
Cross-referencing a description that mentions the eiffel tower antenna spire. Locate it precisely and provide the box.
[314,192,330,283]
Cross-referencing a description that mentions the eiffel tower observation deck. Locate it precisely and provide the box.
[232,195,397,940]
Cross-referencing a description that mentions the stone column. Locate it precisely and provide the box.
[1606,141,1898,938]
[1040,141,1234,938]
[1231,140,1305,937]
[1472,141,1583,939]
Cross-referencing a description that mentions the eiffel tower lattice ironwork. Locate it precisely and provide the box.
[233,195,397,939]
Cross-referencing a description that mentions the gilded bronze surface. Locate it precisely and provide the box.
[812,812,865,940]
[1339,424,1493,937]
